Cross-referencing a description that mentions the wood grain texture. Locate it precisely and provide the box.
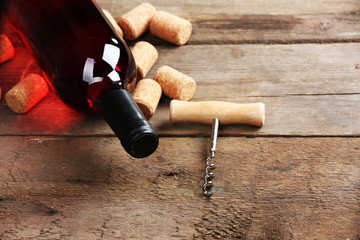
[134,13,360,45]
[97,0,360,16]
[0,1,360,239]
[96,0,360,44]
[0,137,359,239]
[2,2,360,45]
[1,44,360,136]
[3,43,360,96]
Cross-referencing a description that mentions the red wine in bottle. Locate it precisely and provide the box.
[2,0,159,158]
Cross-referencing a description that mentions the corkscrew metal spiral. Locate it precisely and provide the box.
[203,118,219,196]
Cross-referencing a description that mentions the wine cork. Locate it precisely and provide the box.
[154,66,196,101]
[149,11,192,46]
[132,79,162,119]
[132,41,158,80]
[117,3,156,40]
[0,34,15,64]
[102,9,124,38]
[5,73,49,114]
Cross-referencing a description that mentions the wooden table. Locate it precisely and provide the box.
[1,0,360,239]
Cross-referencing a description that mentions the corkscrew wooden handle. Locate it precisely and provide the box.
[169,100,265,126]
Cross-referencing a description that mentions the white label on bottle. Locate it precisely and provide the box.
[82,58,103,85]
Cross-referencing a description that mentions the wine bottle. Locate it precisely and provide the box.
[2,0,159,158]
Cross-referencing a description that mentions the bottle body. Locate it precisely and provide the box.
[4,0,136,113]
[3,0,159,158]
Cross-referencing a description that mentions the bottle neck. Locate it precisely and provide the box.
[99,89,159,158]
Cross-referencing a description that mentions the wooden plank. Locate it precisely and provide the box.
[97,0,360,16]
[0,136,359,239]
[187,13,360,44]
[2,3,360,45]
[149,44,360,97]
[1,44,360,136]
[96,0,360,44]
[130,13,360,45]
[2,93,360,137]
[2,43,360,96]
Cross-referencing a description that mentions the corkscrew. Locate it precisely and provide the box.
[202,118,219,196]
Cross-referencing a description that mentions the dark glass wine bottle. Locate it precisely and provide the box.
[2,0,159,158]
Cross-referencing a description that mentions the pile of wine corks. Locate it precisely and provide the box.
[107,2,195,119]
